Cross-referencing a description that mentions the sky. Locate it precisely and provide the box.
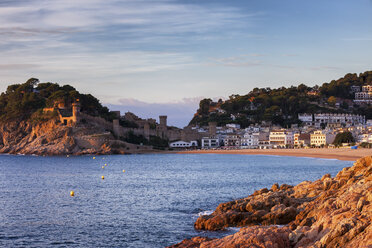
[0,0,372,127]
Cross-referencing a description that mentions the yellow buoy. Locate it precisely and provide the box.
[101,175,105,180]
[70,191,75,197]
[122,170,125,173]
[104,164,107,166]
[93,157,96,159]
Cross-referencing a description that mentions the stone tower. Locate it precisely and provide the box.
[159,115,167,127]
[209,122,217,137]
[157,115,168,139]
[113,119,121,137]
[144,122,150,140]
[72,100,81,123]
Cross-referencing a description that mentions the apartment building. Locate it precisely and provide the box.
[354,85,372,103]
[269,130,294,148]
[201,137,220,149]
[241,132,259,149]
[310,130,336,147]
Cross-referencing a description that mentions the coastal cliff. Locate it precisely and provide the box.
[0,78,167,155]
[0,119,151,155]
[169,156,372,248]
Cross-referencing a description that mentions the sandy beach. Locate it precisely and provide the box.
[177,148,372,161]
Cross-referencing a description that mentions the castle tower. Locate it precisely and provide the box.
[72,100,81,123]
[113,119,121,137]
[157,115,168,139]
[209,122,217,137]
[159,115,167,127]
[144,122,150,140]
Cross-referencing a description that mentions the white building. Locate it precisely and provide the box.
[310,131,336,147]
[358,133,372,143]
[244,127,260,133]
[269,130,294,148]
[298,113,313,123]
[350,85,360,93]
[240,132,259,149]
[226,123,241,129]
[201,137,220,149]
[223,134,241,147]
[363,85,372,92]
[314,113,365,127]
[354,85,372,104]
[298,113,365,127]
[170,140,198,148]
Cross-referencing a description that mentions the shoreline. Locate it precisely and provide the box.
[1,148,370,160]
[169,156,372,247]
[175,148,372,161]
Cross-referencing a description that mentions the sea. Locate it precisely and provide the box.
[0,154,352,247]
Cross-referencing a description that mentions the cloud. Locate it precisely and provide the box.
[309,66,341,71]
[206,55,298,69]
[207,55,263,67]
[107,97,204,128]
[0,0,252,46]
[0,0,259,80]
[0,63,40,70]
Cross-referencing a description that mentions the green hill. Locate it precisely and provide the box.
[190,71,372,127]
[0,78,116,122]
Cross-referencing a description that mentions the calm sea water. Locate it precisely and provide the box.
[0,154,351,247]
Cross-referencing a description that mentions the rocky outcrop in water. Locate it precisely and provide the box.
[169,156,372,248]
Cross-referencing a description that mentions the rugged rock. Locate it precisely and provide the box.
[168,226,291,248]
[194,184,302,231]
[0,119,152,155]
[170,156,372,248]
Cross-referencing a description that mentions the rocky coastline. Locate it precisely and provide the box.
[168,156,372,248]
[0,119,155,156]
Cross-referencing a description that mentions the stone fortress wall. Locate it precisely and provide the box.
[44,99,201,144]
[43,100,206,147]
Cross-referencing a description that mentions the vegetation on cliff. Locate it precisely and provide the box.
[190,71,372,127]
[0,78,116,122]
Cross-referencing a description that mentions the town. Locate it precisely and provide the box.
[168,84,372,150]
[38,81,372,152]
[170,112,372,150]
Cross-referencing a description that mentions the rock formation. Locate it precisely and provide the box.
[0,119,152,155]
[168,156,372,248]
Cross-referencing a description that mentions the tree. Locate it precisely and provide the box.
[0,79,115,121]
[327,96,337,106]
[340,101,349,109]
[333,132,355,145]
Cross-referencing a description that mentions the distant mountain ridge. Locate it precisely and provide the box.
[189,71,372,127]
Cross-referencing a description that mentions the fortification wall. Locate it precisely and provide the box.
[75,133,111,149]
[80,113,113,131]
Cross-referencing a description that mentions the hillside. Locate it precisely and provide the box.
[0,78,116,122]
[0,78,163,155]
[189,71,372,127]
